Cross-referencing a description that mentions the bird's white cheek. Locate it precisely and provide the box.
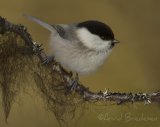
[76,28,112,51]
[76,28,97,49]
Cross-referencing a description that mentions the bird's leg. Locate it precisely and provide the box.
[67,72,79,92]
[52,62,79,92]
[42,56,54,64]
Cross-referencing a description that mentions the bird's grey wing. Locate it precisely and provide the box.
[52,25,66,39]
[52,24,77,41]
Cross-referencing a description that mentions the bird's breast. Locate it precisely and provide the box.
[71,51,108,74]
[50,33,110,74]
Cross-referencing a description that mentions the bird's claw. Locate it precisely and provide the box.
[42,56,54,64]
[67,79,78,92]
[66,73,79,93]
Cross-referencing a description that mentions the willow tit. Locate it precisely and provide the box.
[24,15,119,75]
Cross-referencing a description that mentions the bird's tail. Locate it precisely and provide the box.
[23,14,54,32]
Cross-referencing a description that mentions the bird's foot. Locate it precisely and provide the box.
[68,79,78,91]
[66,73,79,93]
[42,56,54,64]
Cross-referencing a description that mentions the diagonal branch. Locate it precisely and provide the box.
[0,16,159,106]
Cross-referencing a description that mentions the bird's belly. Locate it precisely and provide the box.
[54,48,108,74]
[70,52,108,74]
[50,35,109,74]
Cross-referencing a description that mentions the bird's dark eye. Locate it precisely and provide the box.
[100,36,106,40]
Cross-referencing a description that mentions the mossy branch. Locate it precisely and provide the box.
[0,16,159,126]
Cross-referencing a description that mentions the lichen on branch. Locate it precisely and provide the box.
[0,16,159,126]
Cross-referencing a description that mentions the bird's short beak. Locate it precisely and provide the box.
[113,39,120,44]
[110,39,120,48]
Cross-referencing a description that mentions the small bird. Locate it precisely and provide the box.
[24,15,119,75]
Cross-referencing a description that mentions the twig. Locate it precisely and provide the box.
[0,16,159,105]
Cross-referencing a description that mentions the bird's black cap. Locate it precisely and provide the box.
[77,20,115,40]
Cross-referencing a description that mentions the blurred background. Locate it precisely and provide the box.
[0,0,160,127]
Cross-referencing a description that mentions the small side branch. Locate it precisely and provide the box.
[75,87,160,104]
